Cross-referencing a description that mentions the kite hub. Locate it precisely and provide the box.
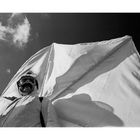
[17,73,38,96]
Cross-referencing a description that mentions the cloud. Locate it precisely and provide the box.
[6,68,11,74]
[0,13,31,49]
[13,17,30,48]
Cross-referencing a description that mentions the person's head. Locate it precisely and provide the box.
[17,71,38,96]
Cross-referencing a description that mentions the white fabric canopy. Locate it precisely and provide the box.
[1,35,140,126]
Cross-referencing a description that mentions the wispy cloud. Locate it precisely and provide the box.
[13,17,30,48]
[0,13,31,49]
[6,68,11,74]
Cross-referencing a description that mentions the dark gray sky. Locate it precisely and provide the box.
[0,13,139,94]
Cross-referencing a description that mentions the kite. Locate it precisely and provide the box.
[0,35,139,127]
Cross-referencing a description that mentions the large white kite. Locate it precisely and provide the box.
[0,35,140,127]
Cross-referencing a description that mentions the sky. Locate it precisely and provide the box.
[0,13,140,94]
